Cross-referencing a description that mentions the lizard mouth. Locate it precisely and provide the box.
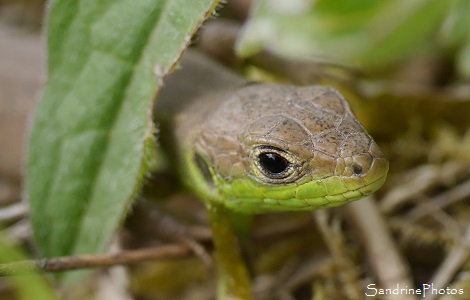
[221,156,388,214]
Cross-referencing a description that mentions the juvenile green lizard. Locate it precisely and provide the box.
[155,50,388,299]
[156,50,389,213]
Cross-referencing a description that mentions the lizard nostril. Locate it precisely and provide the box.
[352,163,363,175]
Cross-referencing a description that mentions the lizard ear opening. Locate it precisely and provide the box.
[194,152,215,188]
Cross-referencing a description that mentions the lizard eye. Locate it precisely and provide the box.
[258,152,290,177]
[253,146,299,182]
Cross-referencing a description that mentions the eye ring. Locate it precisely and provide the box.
[251,146,300,183]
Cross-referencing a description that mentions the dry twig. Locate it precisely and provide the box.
[346,196,417,300]
[426,226,470,300]
[0,244,192,276]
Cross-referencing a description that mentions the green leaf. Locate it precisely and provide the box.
[27,0,218,280]
[236,0,453,69]
[440,0,470,78]
[0,233,57,300]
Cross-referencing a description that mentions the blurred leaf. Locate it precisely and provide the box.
[0,233,57,300]
[439,0,470,47]
[440,0,470,78]
[27,0,218,282]
[457,41,470,77]
[237,0,453,69]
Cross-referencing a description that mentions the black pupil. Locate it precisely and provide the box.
[259,152,289,175]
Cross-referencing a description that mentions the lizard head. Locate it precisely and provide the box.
[190,84,388,213]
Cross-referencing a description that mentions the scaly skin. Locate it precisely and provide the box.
[156,50,388,299]
[157,51,388,213]
[190,84,388,213]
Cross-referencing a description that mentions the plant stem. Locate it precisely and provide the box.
[208,203,253,300]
